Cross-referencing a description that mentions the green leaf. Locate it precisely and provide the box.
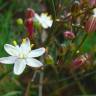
[2,91,21,96]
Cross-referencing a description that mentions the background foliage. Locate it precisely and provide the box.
[0,0,96,96]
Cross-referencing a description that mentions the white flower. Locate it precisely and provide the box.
[0,38,45,75]
[34,13,53,29]
[93,8,96,17]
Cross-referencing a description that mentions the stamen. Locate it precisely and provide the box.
[30,44,34,48]
[56,19,60,22]
[22,38,26,44]
[13,40,17,46]
[42,13,48,16]
[48,16,52,20]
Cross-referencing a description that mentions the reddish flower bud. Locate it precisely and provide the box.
[26,8,35,19]
[85,9,96,33]
[64,31,75,40]
[25,18,34,38]
[25,8,35,38]
[85,17,96,33]
[72,53,90,69]
[72,57,84,69]
[89,0,96,7]
[80,0,89,7]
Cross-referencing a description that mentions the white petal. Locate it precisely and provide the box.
[28,48,45,57]
[4,44,19,56]
[0,56,17,64]
[40,21,49,29]
[14,59,26,75]
[34,14,48,28]
[46,20,53,27]
[35,13,53,28]
[93,8,96,17]
[40,14,53,28]
[34,13,41,22]
[26,58,43,67]
[20,38,31,54]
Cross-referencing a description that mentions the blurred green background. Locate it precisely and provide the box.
[0,0,96,96]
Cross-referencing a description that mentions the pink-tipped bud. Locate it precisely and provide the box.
[72,53,90,69]
[89,0,96,7]
[26,8,35,19]
[25,18,34,38]
[85,17,96,33]
[85,9,96,33]
[64,31,75,40]
[72,57,84,69]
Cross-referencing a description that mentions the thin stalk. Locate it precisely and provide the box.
[70,70,87,95]
[32,70,96,86]
[24,82,31,96]
[39,71,44,96]
[52,0,56,19]
[73,33,88,56]
[49,70,96,96]
[31,70,39,82]
[43,70,96,85]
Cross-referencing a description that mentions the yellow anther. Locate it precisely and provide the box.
[30,44,34,48]
[13,40,17,46]
[48,16,52,20]
[42,13,48,16]
[56,19,60,22]
[22,38,26,44]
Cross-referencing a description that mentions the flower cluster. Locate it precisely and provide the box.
[1,0,96,95]
[25,8,53,38]
[0,8,54,75]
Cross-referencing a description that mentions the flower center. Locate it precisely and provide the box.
[19,53,27,59]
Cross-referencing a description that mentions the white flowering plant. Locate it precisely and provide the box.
[0,0,96,96]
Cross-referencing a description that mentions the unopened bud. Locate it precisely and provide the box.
[13,40,17,46]
[89,0,96,7]
[85,8,96,33]
[72,53,91,69]
[25,18,34,38]
[64,31,75,40]
[16,18,23,25]
[45,55,54,65]
[26,8,35,19]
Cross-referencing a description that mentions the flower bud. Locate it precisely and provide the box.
[80,0,89,8]
[72,57,84,69]
[16,18,23,25]
[85,8,96,33]
[25,18,34,38]
[26,8,35,19]
[89,0,96,7]
[44,55,54,65]
[72,53,90,69]
[58,44,68,56]
[13,40,17,46]
[25,8,35,38]
[64,31,75,40]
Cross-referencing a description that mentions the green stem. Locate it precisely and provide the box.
[39,71,44,96]
[73,33,88,56]
[52,0,56,19]
[71,70,87,95]
[24,82,31,96]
